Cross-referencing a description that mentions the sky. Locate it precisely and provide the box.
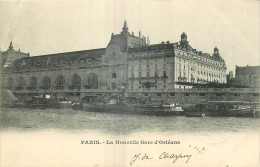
[0,0,259,73]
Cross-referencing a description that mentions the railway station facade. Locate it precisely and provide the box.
[1,21,229,103]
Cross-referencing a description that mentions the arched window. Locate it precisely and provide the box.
[56,75,65,86]
[7,77,14,89]
[47,57,51,65]
[88,73,98,89]
[18,77,25,87]
[111,73,117,79]
[30,76,37,87]
[72,74,81,86]
[43,76,51,89]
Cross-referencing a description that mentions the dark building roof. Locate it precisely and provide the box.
[128,43,176,53]
[8,48,105,71]
[26,48,105,60]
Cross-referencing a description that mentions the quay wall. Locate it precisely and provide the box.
[5,87,260,104]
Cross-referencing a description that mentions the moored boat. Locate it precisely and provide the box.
[74,102,184,116]
[184,101,255,117]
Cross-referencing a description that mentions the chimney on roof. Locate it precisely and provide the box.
[139,31,141,38]
[147,36,150,45]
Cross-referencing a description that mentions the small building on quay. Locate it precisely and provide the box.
[3,21,258,104]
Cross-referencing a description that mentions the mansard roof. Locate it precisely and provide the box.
[128,42,177,53]
[128,41,225,63]
[26,48,105,60]
[11,48,105,70]
[175,42,225,62]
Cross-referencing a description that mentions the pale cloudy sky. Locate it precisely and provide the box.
[0,0,259,72]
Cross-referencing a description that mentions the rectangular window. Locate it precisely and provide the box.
[139,72,142,78]
[155,71,158,78]
[131,73,134,78]
[163,71,167,78]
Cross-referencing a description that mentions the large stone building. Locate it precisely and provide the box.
[1,21,227,102]
[235,66,260,88]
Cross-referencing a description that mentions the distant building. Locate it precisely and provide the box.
[1,21,227,102]
[235,66,260,88]
[226,70,235,83]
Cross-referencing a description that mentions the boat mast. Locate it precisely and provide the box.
[50,79,58,98]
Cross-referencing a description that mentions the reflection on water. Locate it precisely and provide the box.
[1,107,259,135]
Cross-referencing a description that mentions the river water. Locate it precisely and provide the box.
[1,107,260,135]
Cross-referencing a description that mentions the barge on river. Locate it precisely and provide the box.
[72,102,184,116]
[184,101,256,117]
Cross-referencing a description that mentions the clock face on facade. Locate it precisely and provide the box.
[103,44,126,65]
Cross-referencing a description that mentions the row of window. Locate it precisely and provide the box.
[134,63,167,70]
[178,57,224,70]
[5,73,98,89]
[130,71,167,78]
[137,57,167,63]
[178,56,223,67]
[197,71,222,79]
[178,63,223,72]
